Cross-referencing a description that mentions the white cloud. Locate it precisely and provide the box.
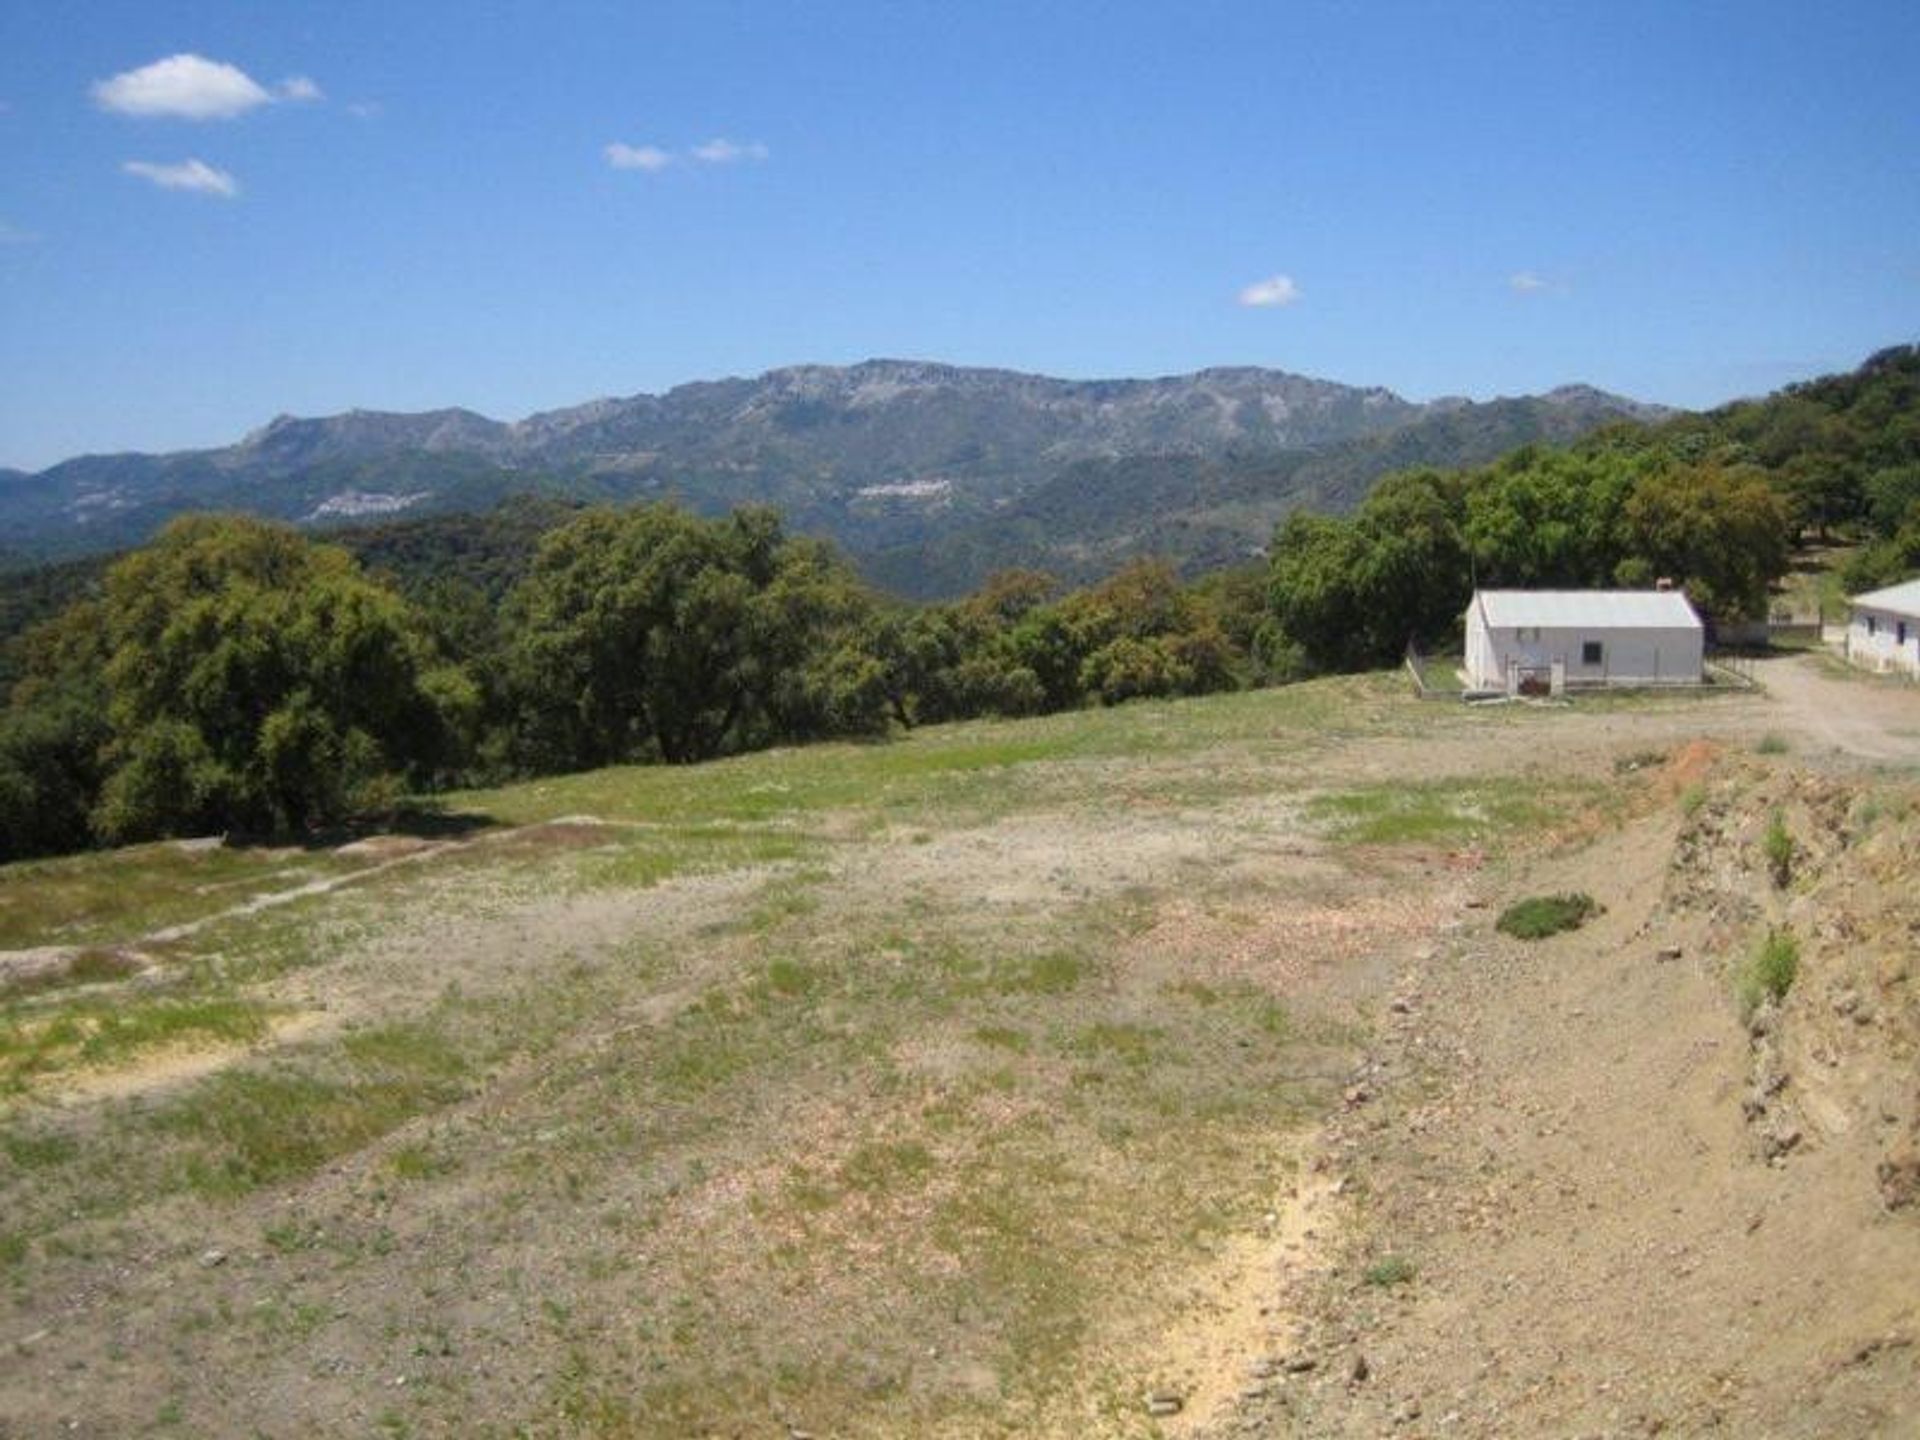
[122,158,239,197]
[93,54,275,119]
[346,100,382,119]
[605,142,673,172]
[691,137,769,164]
[1509,270,1550,294]
[277,75,323,103]
[1238,274,1301,308]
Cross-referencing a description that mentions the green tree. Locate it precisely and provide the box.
[506,504,883,767]
[1615,462,1790,619]
[1463,449,1636,587]
[1270,470,1470,671]
[89,515,467,841]
[0,601,112,860]
[1865,465,1920,537]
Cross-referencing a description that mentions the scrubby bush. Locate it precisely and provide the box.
[1739,929,1800,1015]
[1762,809,1793,888]
[1363,1254,1417,1287]
[1495,892,1601,940]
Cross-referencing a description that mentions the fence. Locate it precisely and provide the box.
[1703,648,1760,688]
[1403,643,1466,700]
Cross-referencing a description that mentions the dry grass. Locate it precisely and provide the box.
[0,670,1750,1436]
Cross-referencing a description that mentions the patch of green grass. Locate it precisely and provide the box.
[156,1020,469,1196]
[1756,733,1791,755]
[0,841,363,952]
[740,874,827,933]
[1068,1022,1160,1068]
[763,957,817,998]
[1308,776,1586,847]
[2,1126,78,1169]
[450,675,1405,832]
[0,995,271,1091]
[1851,789,1914,835]
[777,1166,841,1214]
[839,1140,935,1193]
[1679,783,1709,817]
[388,1142,457,1181]
[1363,1254,1417,1287]
[1495,892,1601,940]
[1738,929,1800,1017]
[262,1219,327,1253]
[988,951,1084,996]
[574,826,816,892]
[972,1024,1031,1053]
[0,947,145,1002]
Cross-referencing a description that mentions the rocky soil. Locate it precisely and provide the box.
[1197,742,1920,1439]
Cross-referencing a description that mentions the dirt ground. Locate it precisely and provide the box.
[1196,657,1920,1438]
[1,656,1915,1437]
[1748,653,1920,765]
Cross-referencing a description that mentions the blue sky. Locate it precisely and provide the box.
[1,1,1916,470]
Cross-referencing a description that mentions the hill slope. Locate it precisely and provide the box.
[2,662,1911,1436]
[0,360,1665,592]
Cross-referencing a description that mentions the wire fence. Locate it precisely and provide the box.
[1403,643,1466,700]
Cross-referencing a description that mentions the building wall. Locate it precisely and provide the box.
[1464,608,1500,688]
[1847,606,1920,677]
[1467,621,1703,690]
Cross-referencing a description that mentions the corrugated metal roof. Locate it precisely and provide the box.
[1851,578,1920,618]
[1472,589,1704,629]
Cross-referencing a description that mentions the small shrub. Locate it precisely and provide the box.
[1762,809,1793,888]
[1679,783,1708,818]
[1739,929,1800,1016]
[1755,733,1791,755]
[1363,1254,1416,1287]
[1496,893,1601,940]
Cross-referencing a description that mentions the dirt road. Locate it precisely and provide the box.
[1755,652,1920,764]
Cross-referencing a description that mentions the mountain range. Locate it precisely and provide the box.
[0,360,1670,596]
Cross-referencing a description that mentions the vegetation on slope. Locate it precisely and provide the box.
[2,345,1915,863]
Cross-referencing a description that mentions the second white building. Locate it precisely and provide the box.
[1845,578,1920,678]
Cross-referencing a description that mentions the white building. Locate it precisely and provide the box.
[1464,589,1706,694]
[1845,578,1920,678]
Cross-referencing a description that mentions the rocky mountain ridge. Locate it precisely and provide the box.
[0,359,1670,594]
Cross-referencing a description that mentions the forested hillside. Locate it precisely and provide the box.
[1,346,1913,865]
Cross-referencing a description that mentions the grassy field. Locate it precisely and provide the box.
[0,672,1752,1437]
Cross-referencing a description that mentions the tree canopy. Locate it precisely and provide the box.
[88,515,472,841]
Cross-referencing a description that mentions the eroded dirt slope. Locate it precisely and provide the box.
[1206,748,1920,1438]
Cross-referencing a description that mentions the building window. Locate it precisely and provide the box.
[1867,616,1878,636]
[1901,621,1910,646]
[1581,640,1604,665]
